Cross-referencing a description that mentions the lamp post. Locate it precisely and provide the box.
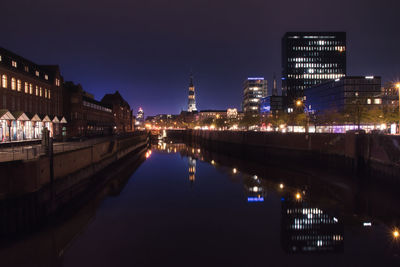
[396,83,400,134]
[295,99,310,133]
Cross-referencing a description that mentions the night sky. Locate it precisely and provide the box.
[2,0,399,116]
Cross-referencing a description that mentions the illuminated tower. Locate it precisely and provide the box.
[187,74,197,112]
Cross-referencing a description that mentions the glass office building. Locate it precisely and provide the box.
[305,76,382,113]
[282,32,347,108]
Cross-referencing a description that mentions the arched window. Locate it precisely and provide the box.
[2,75,7,88]
[17,79,21,91]
[11,77,16,90]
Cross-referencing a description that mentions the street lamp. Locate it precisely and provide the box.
[396,83,400,134]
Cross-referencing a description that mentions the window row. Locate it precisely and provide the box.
[1,74,51,99]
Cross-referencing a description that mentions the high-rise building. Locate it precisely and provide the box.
[187,74,197,112]
[282,32,347,108]
[242,77,267,113]
[135,107,144,126]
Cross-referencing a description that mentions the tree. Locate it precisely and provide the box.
[239,113,260,130]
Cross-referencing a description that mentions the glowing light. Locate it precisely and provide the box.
[279,183,284,189]
[393,230,399,238]
[295,193,301,200]
[247,197,264,202]
[211,160,215,165]
[365,76,374,79]
[145,150,152,159]
[396,83,400,89]
[233,168,237,174]
[296,100,302,106]
[363,222,372,227]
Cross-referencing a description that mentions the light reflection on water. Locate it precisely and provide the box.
[1,141,400,266]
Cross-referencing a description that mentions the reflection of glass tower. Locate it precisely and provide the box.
[281,196,344,253]
[187,74,197,112]
[188,156,196,183]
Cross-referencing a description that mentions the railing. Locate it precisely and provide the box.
[0,133,149,163]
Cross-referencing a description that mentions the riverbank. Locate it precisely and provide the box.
[0,132,149,236]
[166,130,400,183]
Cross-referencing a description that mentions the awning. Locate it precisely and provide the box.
[11,111,30,121]
[52,116,60,123]
[42,115,51,122]
[60,117,68,123]
[0,109,16,120]
[25,112,42,122]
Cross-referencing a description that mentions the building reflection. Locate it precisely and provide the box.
[188,156,196,184]
[243,175,266,202]
[281,195,344,253]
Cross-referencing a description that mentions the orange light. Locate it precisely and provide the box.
[296,100,302,106]
[396,83,400,89]
[394,230,399,238]
[295,193,301,200]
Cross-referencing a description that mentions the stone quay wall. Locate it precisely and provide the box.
[167,130,400,182]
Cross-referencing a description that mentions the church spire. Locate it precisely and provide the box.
[187,72,197,112]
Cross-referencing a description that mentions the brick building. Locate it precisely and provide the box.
[101,91,134,133]
[63,82,114,138]
[0,47,65,142]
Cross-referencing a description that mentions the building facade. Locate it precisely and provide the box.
[260,96,284,115]
[101,91,134,133]
[242,77,267,113]
[282,32,346,108]
[63,82,114,138]
[0,47,65,142]
[304,76,382,113]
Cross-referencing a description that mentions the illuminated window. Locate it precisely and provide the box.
[44,74,48,80]
[12,61,17,68]
[24,66,29,72]
[40,87,42,97]
[24,82,28,93]
[374,98,382,104]
[36,86,39,96]
[48,89,51,99]
[2,75,7,88]
[17,79,21,91]
[35,71,39,77]
[29,83,33,94]
[55,78,60,86]
[367,98,371,104]
[45,88,48,98]
[11,77,16,90]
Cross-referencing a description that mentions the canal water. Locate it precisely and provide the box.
[1,141,400,266]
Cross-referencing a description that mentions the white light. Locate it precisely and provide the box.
[365,76,374,79]
[335,79,340,82]
[333,217,338,223]
[363,222,372,227]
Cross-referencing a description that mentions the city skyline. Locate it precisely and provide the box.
[2,0,399,116]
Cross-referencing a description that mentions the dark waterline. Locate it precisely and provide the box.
[1,142,400,266]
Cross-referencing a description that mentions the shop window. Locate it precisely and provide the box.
[2,75,7,88]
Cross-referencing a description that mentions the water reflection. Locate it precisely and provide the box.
[281,194,344,253]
